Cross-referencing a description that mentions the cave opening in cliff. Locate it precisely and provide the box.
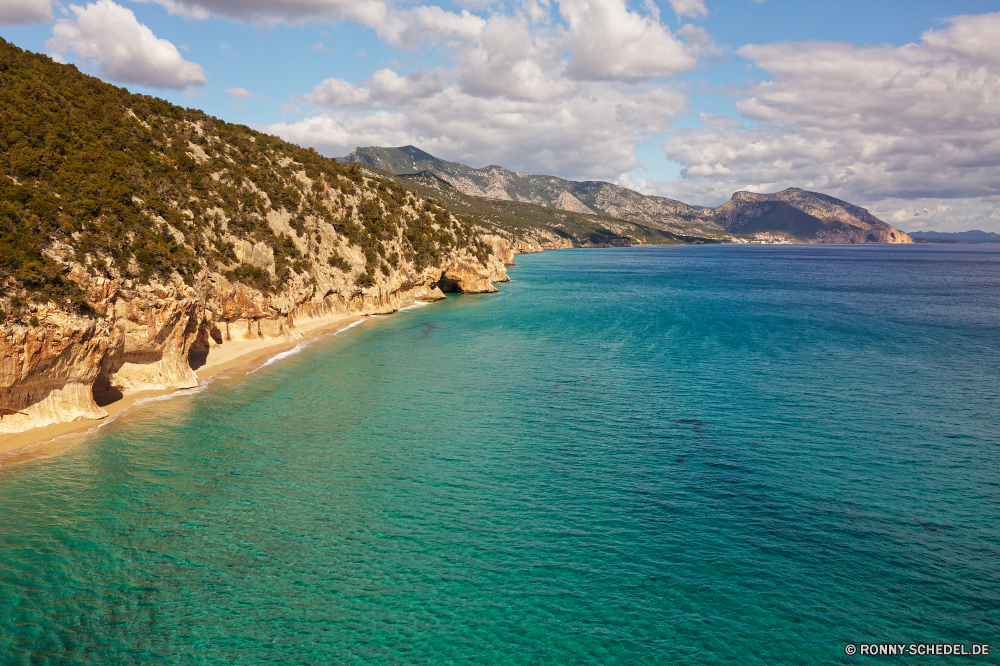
[91,382,123,408]
[435,273,462,294]
[189,321,223,371]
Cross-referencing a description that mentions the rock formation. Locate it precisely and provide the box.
[1,242,511,436]
[708,189,913,243]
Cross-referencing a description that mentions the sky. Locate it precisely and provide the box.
[2,0,1000,232]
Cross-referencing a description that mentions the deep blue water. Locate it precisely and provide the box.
[1,244,998,664]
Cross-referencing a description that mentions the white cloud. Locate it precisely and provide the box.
[134,0,485,47]
[921,11,1000,66]
[668,0,708,19]
[301,78,372,108]
[370,68,443,102]
[869,198,1000,233]
[456,12,565,101]
[560,0,697,81]
[47,0,207,89]
[272,74,687,181]
[265,0,696,180]
[0,0,53,25]
[661,11,1000,212]
[383,4,486,46]
[522,0,551,24]
[132,0,358,22]
[223,87,264,99]
[134,0,697,82]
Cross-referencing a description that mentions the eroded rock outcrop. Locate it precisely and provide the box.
[0,309,115,432]
[0,243,511,436]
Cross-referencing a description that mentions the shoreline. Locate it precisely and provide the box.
[0,310,373,467]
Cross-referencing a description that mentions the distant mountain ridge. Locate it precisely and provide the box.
[339,146,716,236]
[909,230,1000,243]
[340,146,912,244]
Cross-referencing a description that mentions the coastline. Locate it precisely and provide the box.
[0,311,369,467]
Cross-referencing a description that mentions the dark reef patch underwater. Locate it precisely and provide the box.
[2,244,998,665]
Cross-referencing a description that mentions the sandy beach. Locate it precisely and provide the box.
[0,312,366,466]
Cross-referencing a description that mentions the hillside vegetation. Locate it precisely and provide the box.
[0,39,524,436]
[0,38,493,316]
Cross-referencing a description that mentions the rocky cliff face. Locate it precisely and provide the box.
[390,170,673,249]
[584,182,716,234]
[1,239,510,436]
[0,41,514,437]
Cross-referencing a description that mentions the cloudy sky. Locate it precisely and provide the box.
[3,0,999,231]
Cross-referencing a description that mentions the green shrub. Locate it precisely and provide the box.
[225,263,271,292]
[327,254,351,271]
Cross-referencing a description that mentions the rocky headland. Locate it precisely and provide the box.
[0,40,513,444]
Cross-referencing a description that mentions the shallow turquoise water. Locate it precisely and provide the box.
[1,245,998,664]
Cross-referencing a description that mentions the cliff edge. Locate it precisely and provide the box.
[0,40,511,436]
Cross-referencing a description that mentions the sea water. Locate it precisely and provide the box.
[1,245,998,665]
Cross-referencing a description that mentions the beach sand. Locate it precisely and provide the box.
[0,312,365,466]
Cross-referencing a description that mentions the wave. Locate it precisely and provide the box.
[96,381,214,430]
[333,318,369,334]
[398,301,432,312]
[249,342,309,374]
[249,317,368,375]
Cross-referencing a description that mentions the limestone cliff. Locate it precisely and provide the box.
[1,240,510,435]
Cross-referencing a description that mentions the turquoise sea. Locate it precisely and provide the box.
[1,245,998,664]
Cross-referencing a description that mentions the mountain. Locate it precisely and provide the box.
[383,170,724,251]
[339,146,717,236]
[341,146,912,244]
[0,39,513,436]
[909,230,1000,243]
[711,189,912,244]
